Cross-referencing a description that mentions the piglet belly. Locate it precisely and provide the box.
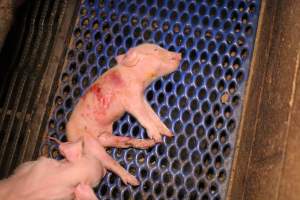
[67,97,119,140]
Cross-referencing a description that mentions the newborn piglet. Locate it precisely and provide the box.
[0,133,117,200]
[66,44,181,184]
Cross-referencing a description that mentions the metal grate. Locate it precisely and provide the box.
[0,0,67,177]
[48,0,260,199]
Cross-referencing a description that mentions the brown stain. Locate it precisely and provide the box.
[221,92,229,104]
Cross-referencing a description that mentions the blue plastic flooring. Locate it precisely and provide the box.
[48,1,260,199]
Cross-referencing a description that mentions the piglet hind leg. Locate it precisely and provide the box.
[74,183,98,200]
[126,96,172,142]
[96,143,140,186]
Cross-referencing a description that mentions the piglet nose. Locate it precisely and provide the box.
[176,53,182,59]
[172,52,181,60]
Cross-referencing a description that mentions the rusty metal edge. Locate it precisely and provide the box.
[225,0,279,199]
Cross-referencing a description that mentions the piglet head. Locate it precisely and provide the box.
[116,43,182,79]
[59,140,83,162]
[50,134,102,162]
[48,136,84,162]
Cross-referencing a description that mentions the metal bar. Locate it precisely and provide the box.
[11,0,62,167]
[0,109,31,121]
[0,0,42,169]
[3,0,52,176]
[20,0,69,162]
[0,2,30,106]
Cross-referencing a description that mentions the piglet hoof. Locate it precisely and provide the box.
[122,174,140,186]
[147,128,162,143]
[162,130,174,137]
[151,135,162,143]
[157,124,174,138]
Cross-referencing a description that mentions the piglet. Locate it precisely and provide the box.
[0,133,110,200]
[66,43,182,185]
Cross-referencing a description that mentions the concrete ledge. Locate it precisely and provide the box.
[227,0,300,199]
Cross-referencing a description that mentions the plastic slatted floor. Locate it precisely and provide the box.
[47,0,260,199]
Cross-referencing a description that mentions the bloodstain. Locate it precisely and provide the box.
[88,84,112,118]
[90,84,103,102]
[81,73,119,122]
[106,71,123,86]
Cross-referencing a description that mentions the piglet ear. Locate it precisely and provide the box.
[59,140,83,162]
[117,49,139,67]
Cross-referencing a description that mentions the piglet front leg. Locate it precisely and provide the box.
[98,133,156,149]
[126,95,173,142]
[142,98,173,137]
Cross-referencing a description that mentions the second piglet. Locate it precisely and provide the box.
[0,133,108,200]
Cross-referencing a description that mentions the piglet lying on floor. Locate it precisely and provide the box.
[67,43,182,185]
[0,133,107,200]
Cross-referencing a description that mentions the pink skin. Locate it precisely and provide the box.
[67,43,182,185]
[0,134,105,200]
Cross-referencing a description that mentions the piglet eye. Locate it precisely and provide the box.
[154,49,158,51]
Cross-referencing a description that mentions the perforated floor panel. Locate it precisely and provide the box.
[47,0,260,199]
